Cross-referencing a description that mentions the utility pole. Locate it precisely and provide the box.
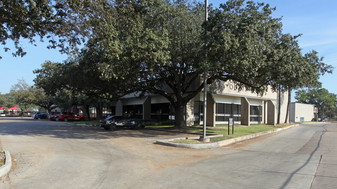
[200,0,209,142]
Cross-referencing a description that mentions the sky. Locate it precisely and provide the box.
[1,0,337,98]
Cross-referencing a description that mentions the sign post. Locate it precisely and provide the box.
[228,118,234,135]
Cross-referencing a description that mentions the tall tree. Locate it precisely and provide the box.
[29,87,56,113]
[0,93,5,106]
[33,60,114,119]
[137,0,288,127]
[9,79,35,113]
[75,0,323,128]
[32,0,331,128]
[267,33,333,124]
[0,93,16,110]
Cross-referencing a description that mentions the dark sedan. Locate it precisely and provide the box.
[32,112,48,119]
[100,116,145,131]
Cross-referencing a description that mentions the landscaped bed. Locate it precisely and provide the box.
[173,124,293,144]
[0,151,5,167]
[66,119,294,144]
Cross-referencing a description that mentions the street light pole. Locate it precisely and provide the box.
[201,0,209,142]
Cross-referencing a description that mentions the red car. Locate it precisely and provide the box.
[51,112,84,122]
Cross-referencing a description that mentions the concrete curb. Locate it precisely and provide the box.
[0,150,12,178]
[155,124,299,149]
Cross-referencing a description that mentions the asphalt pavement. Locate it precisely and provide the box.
[0,118,336,189]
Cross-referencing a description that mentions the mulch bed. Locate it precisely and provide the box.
[0,151,5,167]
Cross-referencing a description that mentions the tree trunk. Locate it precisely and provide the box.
[83,104,91,121]
[284,88,291,123]
[277,86,281,125]
[96,103,103,120]
[174,103,186,128]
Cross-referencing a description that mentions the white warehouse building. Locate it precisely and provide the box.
[289,102,318,122]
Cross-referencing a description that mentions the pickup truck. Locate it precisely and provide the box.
[51,112,84,122]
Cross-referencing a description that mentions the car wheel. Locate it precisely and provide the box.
[106,126,113,131]
[64,117,68,122]
[135,123,144,130]
[106,124,116,131]
[103,126,110,131]
[55,117,59,121]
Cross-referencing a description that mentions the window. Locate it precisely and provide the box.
[123,105,143,119]
[216,103,241,122]
[233,104,241,114]
[151,103,170,114]
[250,117,262,122]
[250,105,262,122]
[151,103,173,121]
[216,103,224,114]
[250,106,262,115]
[225,104,232,114]
[216,116,225,121]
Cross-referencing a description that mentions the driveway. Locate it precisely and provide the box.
[0,118,336,189]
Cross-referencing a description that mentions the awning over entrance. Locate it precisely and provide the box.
[9,106,19,110]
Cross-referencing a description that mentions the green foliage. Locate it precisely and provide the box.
[29,87,56,112]
[9,79,36,112]
[1,0,109,59]
[33,61,65,95]
[206,0,283,92]
[64,0,332,128]
[0,93,16,109]
[295,88,337,118]
[0,93,5,106]
[27,0,332,128]
[1,0,54,58]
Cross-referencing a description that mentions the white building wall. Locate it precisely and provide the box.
[122,98,146,105]
[213,94,241,104]
[209,80,278,99]
[150,96,170,104]
[248,99,264,106]
[289,103,315,122]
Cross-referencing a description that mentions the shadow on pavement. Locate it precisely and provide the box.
[0,117,193,140]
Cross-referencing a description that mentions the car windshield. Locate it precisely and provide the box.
[106,116,124,120]
[106,116,114,120]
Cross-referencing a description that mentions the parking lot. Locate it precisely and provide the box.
[0,118,336,189]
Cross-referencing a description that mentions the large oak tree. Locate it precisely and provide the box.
[31,0,333,128]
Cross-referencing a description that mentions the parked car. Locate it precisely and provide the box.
[100,116,144,131]
[51,112,84,122]
[32,112,48,119]
[49,112,60,120]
